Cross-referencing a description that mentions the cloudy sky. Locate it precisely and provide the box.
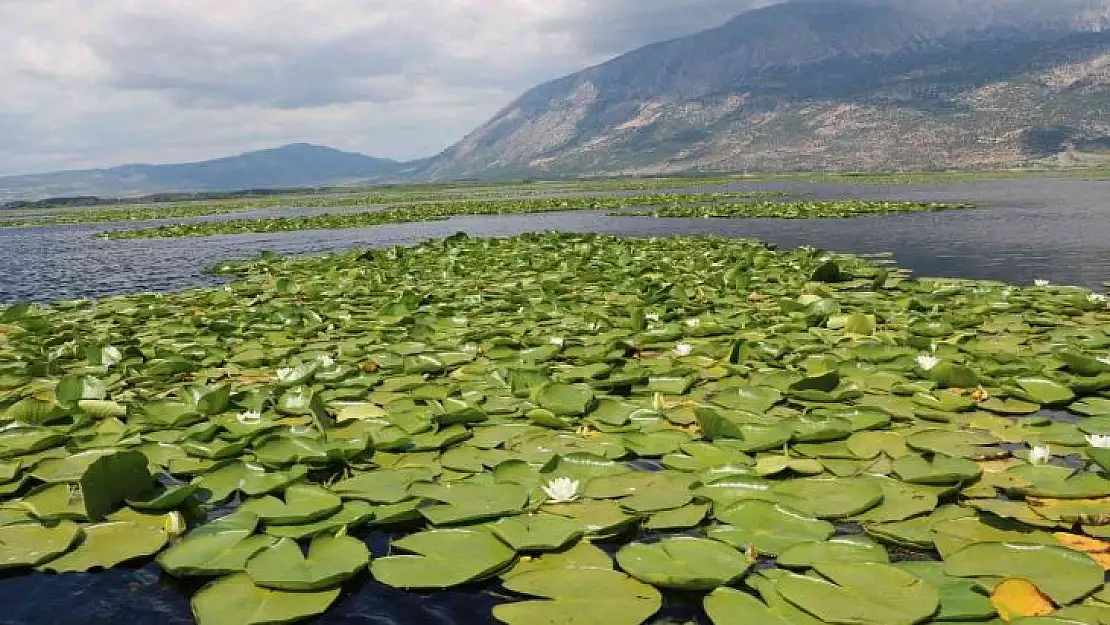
[0,0,773,175]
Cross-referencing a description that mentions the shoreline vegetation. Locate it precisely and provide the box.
[99,197,971,240]
[1,231,1109,624]
[1,165,1104,227]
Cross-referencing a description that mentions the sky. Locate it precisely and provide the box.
[0,0,773,175]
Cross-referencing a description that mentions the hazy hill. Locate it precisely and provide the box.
[0,143,403,202]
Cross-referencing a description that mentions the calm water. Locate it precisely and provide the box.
[1,179,1108,304]
[0,178,1108,624]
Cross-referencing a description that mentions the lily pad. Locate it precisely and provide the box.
[371,529,516,589]
[944,542,1104,604]
[493,566,662,625]
[0,520,81,570]
[158,511,279,577]
[775,561,940,625]
[245,533,370,591]
[191,573,340,625]
[710,500,834,555]
[615,537,752,591]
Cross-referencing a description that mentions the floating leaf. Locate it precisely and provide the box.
[945,542,1104,604]
[616,537,752,591]
[191,573,340,625]
[0,521,81,569]
[493,566,662,625]
[710,500,834,555]
[775,561,939,625]
[371,529,515,589]
[991,578,1055,622]
[246,534,369,591]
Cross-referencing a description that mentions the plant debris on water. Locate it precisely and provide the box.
[0,231,1109,624]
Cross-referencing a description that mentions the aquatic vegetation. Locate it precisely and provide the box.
[1,232,1110,624]
[612,199,973,219]
[98,192,773,239]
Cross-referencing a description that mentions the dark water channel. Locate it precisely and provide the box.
[0,178,1108,624]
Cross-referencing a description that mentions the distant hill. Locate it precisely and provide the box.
[0,143,403,202]
[420,0,1110,177]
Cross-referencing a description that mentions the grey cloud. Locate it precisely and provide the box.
[93,20,431,109]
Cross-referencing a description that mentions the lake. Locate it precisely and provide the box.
[0,177,1107,624]
[1,178,1109,304]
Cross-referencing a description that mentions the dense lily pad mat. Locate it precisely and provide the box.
[0,232,1109,624]
[613,199,972,219]
[98,194,969,239]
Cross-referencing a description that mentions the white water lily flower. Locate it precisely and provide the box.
[1088,292,1108,304]
[1086,434,1110,449]
[1098,356,1110,366]
[550,337,565,347]
[1034,279,1051,287]
[685,318,701,328]
[102,345,123,367]
[1028,444,1052,465]
[916,355,941,371]
[236,410,263,426]
[674,343,695,357]
[275,367,297,382]
[645,313,661,322]
[541,477,580,504]
[317,355,335,368]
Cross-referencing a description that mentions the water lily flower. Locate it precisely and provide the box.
[674,343,695,357]
[550,337,565,347]
[1086,434,1110,448]
[236,410,263,426]
[1028,444,1052,465]
[1034,279,1051,287]
[1089,292,1108,304]
[645,313,660,322]
[163,511,188,538]
[275,367,297,382]
[102,345,123,367]
[1098,356,1110,366]
[917,355,940,371]
[685,318,701,328]
[542,477,580,504]
[317,355,335,368]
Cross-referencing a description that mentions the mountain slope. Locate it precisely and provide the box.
[423,0,1110,177]
[0,143,403,202]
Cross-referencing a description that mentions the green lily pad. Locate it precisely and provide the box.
[534,384,595,416]
[704,587,792,625]
[39,515,168,572]
[239,484,343,526]
[710,500,834,555]
[944,542,1104,604]
[245,533,369,591]
[894,561,996,622]
[490,515,584,552]
[371,529,516,589]
[191,573,340,625]
[775,561,940,625]
[769,477,884,519]
[79,450,155,520]
[615,537,752,591]
[1014,378,1077,405]
[776,536,890,568]
[0,520,81,569]
[493,566,662,625]
[158,511,278,577]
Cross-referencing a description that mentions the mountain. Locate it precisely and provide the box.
[0,143,403,202]
[422,0,1110,177]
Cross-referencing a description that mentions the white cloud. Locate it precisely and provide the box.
[0,0,759,174]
